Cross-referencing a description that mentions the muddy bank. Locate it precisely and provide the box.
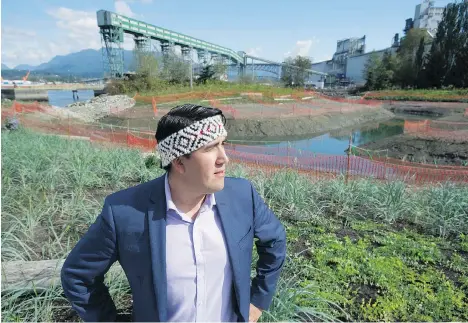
[99,107,394,140]
[360,134,468,166]
[383,101,466,117]
[225,108,394,139]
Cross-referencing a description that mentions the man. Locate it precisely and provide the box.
[61,104,287,322]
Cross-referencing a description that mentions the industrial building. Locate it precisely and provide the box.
[309,0,448,87]
[309,37,398,86]
[406,0,446,36]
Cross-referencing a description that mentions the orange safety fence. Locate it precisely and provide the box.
[3,101,468,185]
[133,91,386,120]
[431,120,468,126]
[134,91,239,104]
[2,101,46,120]
[360,155,466,171]
[303,90,383,106]
[404,120,468,141]
[207,96,383,120]
[225,146,468,184]
[404,120,430,133]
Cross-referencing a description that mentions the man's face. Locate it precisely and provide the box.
[178,135,229,194]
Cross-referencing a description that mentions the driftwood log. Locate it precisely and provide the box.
[1,259,123,291]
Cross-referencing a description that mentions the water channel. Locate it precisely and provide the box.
[49,90,436,156]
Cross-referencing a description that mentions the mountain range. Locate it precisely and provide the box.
[2,48,138,78]
[2,48,223,80]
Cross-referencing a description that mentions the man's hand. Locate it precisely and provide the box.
[249,303,263,322]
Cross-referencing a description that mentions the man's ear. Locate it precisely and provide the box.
[172,157,185,174]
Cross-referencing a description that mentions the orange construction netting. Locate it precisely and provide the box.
[131,90,384,120]
[404,120,468,141]
[2,100,468,185]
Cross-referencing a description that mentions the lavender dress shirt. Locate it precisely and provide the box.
[164,175,238,322]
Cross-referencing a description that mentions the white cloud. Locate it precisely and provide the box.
[115,0,136,18]
[1,7,102,67]
[284,38,320,58]
[47,7,101,50]
[246,47,262,57]
[123,34,136,50]
[1,3,152,67]
[1,27,72,67]
[319,55,332,62]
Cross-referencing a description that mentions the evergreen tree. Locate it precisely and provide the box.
[196,65,216,84]
[451,1,468,87]
[424,2,466,88]
[415,37,427,88]
[364,52,382,90]
[281,56,312,87]
[395,29,428,87]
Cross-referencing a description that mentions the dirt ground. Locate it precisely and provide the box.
[433,113,468,130]
[360,134,468,166]
[98,99,394,139]
[225,108,393,140]
[366,101,468,165]
[382,101,467,117]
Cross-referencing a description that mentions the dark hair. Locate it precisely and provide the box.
[155,103,226,171]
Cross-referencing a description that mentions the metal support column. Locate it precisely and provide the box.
[252,57,255,81]
[197,49,207,65]
[99,26,124,79]
[182,46,193,89]
[134,35,151,73]
[160,41,174,56]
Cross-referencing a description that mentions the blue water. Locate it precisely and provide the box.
[48,90,94,107]
[44,89,411,157]
[239,119,406,156]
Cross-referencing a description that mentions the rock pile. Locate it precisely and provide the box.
[64,94,135,122]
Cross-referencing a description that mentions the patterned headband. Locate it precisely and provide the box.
[157,115,227,167]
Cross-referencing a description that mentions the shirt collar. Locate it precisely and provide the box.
[164,173,216,214]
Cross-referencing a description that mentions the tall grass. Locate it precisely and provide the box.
[365,89,468,102]
[1,129,163,262]
[2,129,468,321]
[237,166,468,237]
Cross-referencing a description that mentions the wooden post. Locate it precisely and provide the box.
[127,120,130,147]
[346,133,352,185]
[383,149,388,180]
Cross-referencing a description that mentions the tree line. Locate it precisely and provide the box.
[107,49,230,93]
[364,1,468,90]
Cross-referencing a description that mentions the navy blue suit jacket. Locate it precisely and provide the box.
[61,175,287,322]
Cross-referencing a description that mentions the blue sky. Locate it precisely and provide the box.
[1,0,453,68]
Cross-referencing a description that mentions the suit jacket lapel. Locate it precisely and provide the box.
[215,189,244,310]
[148,175,167,322]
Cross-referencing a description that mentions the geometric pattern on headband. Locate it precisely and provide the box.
[157,114,227,167]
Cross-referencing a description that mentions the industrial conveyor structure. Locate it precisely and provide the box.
[96,10,328,79]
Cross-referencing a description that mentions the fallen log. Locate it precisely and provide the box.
[1,259,123,292]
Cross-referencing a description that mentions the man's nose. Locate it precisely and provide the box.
[218,146,229,164]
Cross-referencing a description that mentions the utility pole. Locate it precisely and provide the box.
[189,48,193,90]
[251,57,255,81]
[190,57,193,89]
